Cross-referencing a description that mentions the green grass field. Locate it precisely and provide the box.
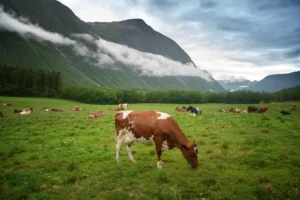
[0,97,299,200]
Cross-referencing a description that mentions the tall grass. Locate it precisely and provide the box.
[0,97,299,199]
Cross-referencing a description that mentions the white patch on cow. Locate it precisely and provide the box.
[157,112,170,120]
[162,140,169,151]
[121,111,132,119]
[194,147,198,151]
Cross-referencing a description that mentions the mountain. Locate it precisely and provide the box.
[0,0,225,92]
[217,78,256,91]
[248,71,300,92]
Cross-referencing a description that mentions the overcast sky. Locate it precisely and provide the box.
[59,0,298,80]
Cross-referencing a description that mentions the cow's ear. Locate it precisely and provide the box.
[181,145,189,151]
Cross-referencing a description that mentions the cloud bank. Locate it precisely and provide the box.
[57,0,300,81]
[0,6,212,81]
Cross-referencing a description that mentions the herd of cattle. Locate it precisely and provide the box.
[0,103,128,118]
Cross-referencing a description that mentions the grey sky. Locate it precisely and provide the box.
[58,0,300,80]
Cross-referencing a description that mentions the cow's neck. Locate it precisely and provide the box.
[168,129,190,149]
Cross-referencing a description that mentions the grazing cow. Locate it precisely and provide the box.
[248,106,258,113]
[51,108,64,112]
[20,108,33,115]
[0,111,3,118]
[88,111,103,119]
[14,109,22,113]
[186,106,201,116]
[258,107,268,113]
[115,110,198,169]
[72,106,83,111]
[219,109,226,113]
[175,107,188,112]
[3,103,12,107]
[118,104,128,110]
[292,104,296,110]
[280,110,291,115]
[109,107,125,111]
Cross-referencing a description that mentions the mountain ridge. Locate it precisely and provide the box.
[0,0,225,92]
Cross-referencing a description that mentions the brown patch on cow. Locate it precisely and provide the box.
[175,107,188,112]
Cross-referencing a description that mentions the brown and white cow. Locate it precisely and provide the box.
[219,109,226,113]
[72,106,83,111]
[118,104,128,110]
[20,108,33,115]
[3,103,12,107]
[51,108,64,112]
[88,111,103,119]
[115,110,199,169]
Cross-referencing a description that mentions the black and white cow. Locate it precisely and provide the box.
[186,106,201,116]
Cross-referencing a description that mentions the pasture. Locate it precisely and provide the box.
[0,97,299,200]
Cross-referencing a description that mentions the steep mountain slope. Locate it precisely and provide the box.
[90,19,193,64]
[0,0,225,92]
[248,71,300,92]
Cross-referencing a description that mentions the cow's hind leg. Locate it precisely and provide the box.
[115,134,124,164]
[124,137,135,162]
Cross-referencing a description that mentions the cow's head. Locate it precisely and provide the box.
[181,142,198,168]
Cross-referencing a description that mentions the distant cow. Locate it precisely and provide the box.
[258,107,268,113]
[72,106,83,111]
[175,107,188,112]
[115,110,198,169]
[248,106,258,113]
[239,109,248,114]
[88,111,103,119]
[3,103,12,107]
[292,104,296,110]
[51,108,64,112]
[219,109,226,113]
[118,104,128,110]
[229,108,239,113]
[186,106,201,116]
[0,111,3,118]
[20,108,33,115]
[280,110,291,115]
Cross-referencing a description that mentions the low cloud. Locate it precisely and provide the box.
[0,6,212,81]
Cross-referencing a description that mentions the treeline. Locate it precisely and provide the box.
[0,66,62,97]
[60,86,300,104]
[1,66,299,103]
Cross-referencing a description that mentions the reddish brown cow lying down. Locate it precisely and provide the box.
[51,108,64,112]
[3,103,12,107]
[115,110,198,169]
[88,111,103,119]
[175,107,188,112]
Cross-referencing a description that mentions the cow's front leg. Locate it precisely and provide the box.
[154,139,163,169]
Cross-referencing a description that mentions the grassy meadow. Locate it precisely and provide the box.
[0,96,299,200]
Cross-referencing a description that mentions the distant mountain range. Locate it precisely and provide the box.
[217,71,300,92]
[247,71,300,92]
[217,78,257,91]
[0,0,225,92]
